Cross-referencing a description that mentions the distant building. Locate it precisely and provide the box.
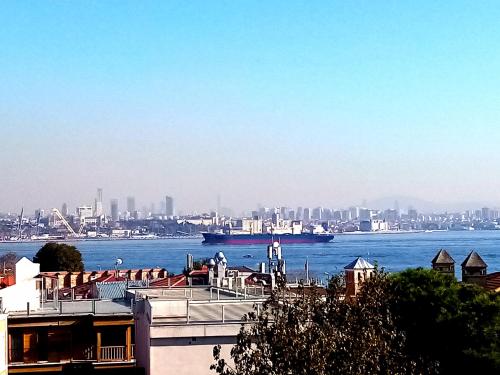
[431,249,455,277]
[296,207,303,220]
[77,206,93,224]
[61,203,68,217]
[461,251,488,286]
[94,188,104,217]
[359,208,370,221]
[312,207,322,220]
[302,208,310,222]
[165,196,174,217]
[111,199,119,222]
[349,206,358,220]
[481,207,490,220]
[127,196,136,213]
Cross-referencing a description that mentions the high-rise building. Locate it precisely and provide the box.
[61,203,68,217]
[296,207,303,220]
[94,188,104,217]
[312,207,322,220]
[110,199,119,222]
[127,196,136,213]
[165,196,174,217]
[303,208,310,222]
[481,207,490,221]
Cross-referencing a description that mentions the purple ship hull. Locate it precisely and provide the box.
[202,232,334,245]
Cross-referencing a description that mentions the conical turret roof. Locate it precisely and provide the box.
[432,249,455,265]
[344,257,374,270]
[461,251,487,268]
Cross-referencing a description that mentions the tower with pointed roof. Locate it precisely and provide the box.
[431,249,455,277]
[461,251,488,286]
[344,257,375,297]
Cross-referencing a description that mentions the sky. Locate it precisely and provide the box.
[1,1,500,214]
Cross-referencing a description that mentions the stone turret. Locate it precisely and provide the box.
[431,249,455,277]
[461,251,487,286]
[344,257,374,297]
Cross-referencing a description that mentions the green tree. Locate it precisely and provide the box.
[33,243,84,272]
[389,268,500,374]
[212,271,419,375]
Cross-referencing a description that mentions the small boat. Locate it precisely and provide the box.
[243,254,253,258]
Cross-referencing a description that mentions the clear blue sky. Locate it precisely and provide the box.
[1,1,500,214]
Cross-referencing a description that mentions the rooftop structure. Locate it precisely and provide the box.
[344,257,374,297]
[461,251,488,286]
[431,249,455,276]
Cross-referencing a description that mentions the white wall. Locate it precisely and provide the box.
[0,258,40,312]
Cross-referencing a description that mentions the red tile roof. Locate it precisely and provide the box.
[485,272,500,292]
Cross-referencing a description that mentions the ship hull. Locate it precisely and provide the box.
[202,233,334,245]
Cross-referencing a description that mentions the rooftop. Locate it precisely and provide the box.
[8,299,132,318]
[432,249,455,265]
[344,257,374,270]
[461,251,488,268]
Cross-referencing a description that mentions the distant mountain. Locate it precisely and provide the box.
[367,196,497,213]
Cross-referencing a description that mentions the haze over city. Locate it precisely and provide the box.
[2,1,500,213]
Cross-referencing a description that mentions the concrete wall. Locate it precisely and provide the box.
[150,339,234,375]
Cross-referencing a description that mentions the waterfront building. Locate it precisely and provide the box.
[461,251,488,287]
[359,208,370,221]
[431,249,455,276]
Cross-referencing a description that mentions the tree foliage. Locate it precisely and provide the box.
[212,268,500,375]
[33,242,84,272]
[389,268,500,374]
[212,271,417,375]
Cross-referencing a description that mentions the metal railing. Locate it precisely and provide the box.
[100,346,125,361]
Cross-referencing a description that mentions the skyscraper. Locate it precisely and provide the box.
[94,188,103,216]
[303,208,310,222]
[127,196,136,213]
[110,199,119,222]
[61,203,68,217]
[165,196,174,217]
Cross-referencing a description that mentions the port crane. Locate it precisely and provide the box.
[52,208,83,238]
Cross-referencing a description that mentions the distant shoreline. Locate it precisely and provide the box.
[2,229,494,244]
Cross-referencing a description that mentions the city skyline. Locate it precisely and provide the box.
[3,2,500,213]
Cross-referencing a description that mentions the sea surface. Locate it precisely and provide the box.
[0,231,499,281]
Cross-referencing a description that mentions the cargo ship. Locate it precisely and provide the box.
[202,232,334,245]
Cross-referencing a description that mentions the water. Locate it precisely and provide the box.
[0,231,498,280]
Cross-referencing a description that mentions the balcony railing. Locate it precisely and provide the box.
[100,346,125,361]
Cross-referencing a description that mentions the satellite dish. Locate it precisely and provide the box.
[115,258,123,266]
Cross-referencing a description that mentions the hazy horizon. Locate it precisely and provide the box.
[2,2,500,214]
